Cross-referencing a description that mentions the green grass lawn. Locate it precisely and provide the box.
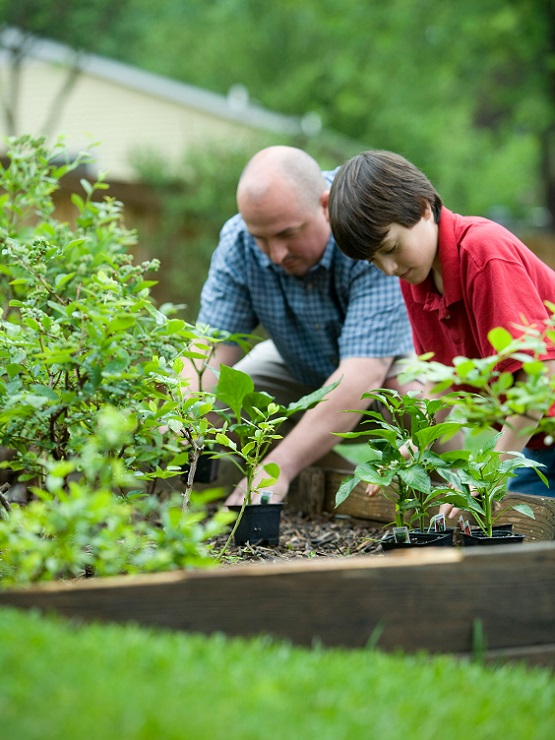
[1,607,553,740]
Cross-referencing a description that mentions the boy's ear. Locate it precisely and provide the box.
[321,190,330,212]
[424,202,434,220]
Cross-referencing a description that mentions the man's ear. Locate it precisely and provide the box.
[321,190,330,216]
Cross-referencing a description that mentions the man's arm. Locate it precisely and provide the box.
[225,355,393,505]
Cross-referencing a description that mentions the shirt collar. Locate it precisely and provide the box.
[438,208,463,305]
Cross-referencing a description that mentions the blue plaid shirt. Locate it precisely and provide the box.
[197,170,414,388]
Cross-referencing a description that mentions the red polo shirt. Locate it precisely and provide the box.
[401,208,555,447]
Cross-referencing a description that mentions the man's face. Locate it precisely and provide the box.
[370,207,439,285]
[239,187,331,277]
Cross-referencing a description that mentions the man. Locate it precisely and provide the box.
[184,145,415,505]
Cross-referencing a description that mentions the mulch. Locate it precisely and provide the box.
[210,505,387,563]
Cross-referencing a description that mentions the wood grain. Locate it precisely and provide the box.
[1,543,554,666]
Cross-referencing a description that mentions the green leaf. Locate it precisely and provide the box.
[243,391,276,420]
[215,365,254,420]
[30,384,59,401]
[286,379,340,415]
[488,326,513,351]
[416,421,464,449]
[335,475,359,507]
[132,280,159,293]
[398,465,431,494]
[55,272,76,291]
[512,503,535,519]
[215,432,236,451]
[23,317,41,332]
[452,358,476,379]
[107,316,136,333]
[262,461,280,480]
[492,372,514,392]
[354,462,394,486]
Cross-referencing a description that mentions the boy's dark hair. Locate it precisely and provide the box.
[328,150,443,261]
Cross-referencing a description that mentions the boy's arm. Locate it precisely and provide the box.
[495,361,555,456]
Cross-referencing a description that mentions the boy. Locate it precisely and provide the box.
[328,149,555,496]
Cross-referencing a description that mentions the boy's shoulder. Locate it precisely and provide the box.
[444,209,528,259]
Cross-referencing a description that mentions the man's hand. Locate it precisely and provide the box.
[224,465,290,506]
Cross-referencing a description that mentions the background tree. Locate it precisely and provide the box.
[2,0,553,314]
[0,0,136,136]
[121,0,553,224]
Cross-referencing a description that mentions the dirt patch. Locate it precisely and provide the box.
[210,506,386,563]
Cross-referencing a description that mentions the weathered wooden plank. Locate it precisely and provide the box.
[497,493,555,541]
[1,543,554,664]
[478,643,555,670]
[322,469,397,523]
[288,467,326,516]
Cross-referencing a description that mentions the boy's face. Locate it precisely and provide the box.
[370,206,440,285]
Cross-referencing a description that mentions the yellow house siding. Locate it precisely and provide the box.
[1,59,270,182]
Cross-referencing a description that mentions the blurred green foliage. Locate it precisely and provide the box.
[3,0,554,317]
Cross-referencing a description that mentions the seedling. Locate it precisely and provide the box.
[444,432,542,537]
[335,389,469,530]
[211,364,338,553]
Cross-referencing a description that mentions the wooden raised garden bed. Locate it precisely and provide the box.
[1,468,554,668]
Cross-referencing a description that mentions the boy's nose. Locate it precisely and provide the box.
[376,255,397,276]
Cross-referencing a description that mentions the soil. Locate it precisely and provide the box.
[210,505,386,563]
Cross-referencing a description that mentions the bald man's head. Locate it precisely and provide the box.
[235,147,331,276]
[237,146,327,212]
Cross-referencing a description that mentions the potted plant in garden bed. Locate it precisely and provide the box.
[174,325,255,491]
[451,432,543,546]
[395,326,552,547]
[379,519,455,550]
[211,365,337,551]
[334,389,471,550]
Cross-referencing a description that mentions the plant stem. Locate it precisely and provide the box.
[218,494,248,559]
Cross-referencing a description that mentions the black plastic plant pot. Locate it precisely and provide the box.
[181,452,219,484]
[380,529,455,551]
[461,528,524,547]
[228,503,283,546]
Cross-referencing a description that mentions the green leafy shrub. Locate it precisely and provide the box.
[0,135,251,584]
[0,135,222,492]
[0,407,233,586]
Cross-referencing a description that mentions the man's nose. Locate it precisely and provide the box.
[267,239,288,264]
